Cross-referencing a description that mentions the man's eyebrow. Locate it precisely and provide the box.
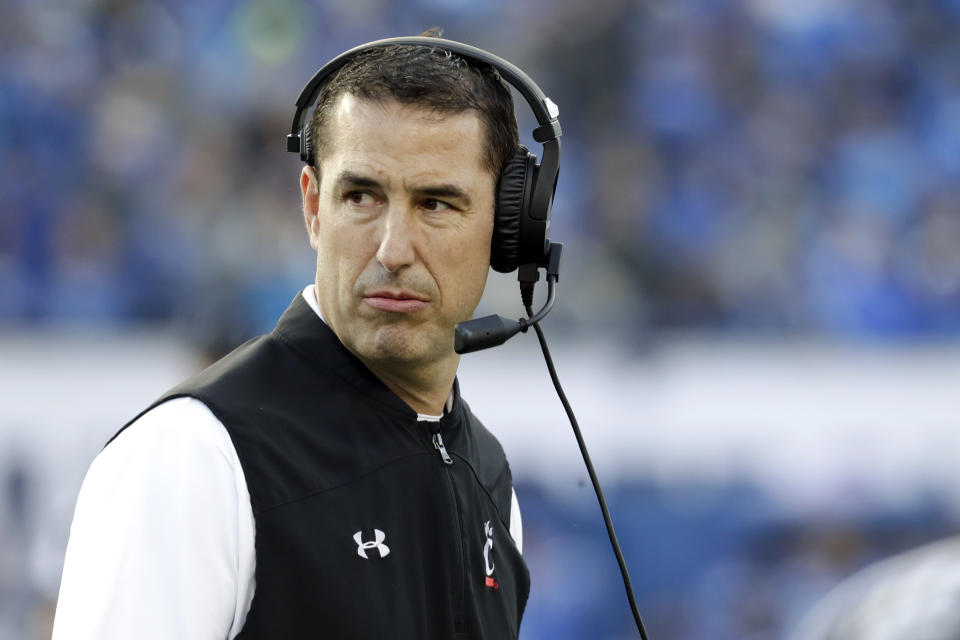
[415,184,472,207]
[334,172,473,207]
[334,172,383,190]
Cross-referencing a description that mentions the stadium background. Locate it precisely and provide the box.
[2,0,960,638]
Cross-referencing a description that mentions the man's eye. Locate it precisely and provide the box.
[422,199,453,212]
[346,191,377,206]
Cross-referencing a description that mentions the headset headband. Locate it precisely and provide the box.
[286,36,561,223]
[287,36,561,150]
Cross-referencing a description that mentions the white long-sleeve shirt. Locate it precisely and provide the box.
[53,286,522,639]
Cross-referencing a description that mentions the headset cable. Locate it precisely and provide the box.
[518,248,649,639]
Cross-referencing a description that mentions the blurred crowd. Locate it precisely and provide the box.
[2,0,959,346]
[2,1,960,639]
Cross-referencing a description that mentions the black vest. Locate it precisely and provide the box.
[115,294,529,639]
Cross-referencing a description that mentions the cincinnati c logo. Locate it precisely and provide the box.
[483,520,499,589]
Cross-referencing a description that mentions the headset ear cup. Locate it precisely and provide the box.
[492,146,535,273]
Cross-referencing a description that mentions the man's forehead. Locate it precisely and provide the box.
[321,94,493,181]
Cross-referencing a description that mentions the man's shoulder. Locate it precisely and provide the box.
[162,328,338,417]
[459,397,506,452]
[104,333,273,444]
[456,396,515,486]
[102,396,241,475]
[177,332,282,395]
[111,396,232,448]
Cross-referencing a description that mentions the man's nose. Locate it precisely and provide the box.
[375,205,418,273]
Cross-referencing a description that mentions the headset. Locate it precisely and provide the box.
[287,36,560,277]
[287,37,648,638]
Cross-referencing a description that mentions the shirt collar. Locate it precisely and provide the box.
[301,284,325,323]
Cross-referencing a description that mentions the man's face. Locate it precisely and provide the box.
[301,94,496,370]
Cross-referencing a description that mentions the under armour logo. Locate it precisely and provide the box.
[354,529,390,559]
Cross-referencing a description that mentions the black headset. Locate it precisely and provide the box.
[285,36,562,274]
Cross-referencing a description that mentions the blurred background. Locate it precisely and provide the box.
[2,0,960,638]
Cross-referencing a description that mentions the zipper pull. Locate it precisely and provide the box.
[432,432,454,465]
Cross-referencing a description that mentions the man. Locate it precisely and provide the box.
[54,34,529,639]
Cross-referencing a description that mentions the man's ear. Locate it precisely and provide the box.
[301,166,320,249]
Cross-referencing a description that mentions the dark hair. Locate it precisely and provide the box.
[308,30,518,179]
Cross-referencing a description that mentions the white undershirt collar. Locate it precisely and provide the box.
[301,284,326,323]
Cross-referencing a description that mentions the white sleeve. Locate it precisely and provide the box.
[509,488,523,554]
[52,397,256,640]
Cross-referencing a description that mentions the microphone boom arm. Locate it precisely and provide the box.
[453,243,562,355]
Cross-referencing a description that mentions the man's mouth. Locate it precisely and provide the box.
[362,289,430,313]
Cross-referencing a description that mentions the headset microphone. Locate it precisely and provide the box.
[455,243,562,355]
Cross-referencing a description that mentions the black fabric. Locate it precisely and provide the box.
[113,293,529,639]
[492,146,533,273]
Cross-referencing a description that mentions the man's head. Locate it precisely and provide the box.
[299,37,520,388]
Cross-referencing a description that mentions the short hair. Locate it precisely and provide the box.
[308,30,519,179]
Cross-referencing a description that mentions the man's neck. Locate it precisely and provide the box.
[300,285,456,416]
[362,356,459,416]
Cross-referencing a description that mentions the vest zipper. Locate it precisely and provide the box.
[432,432,454,465]
[428,423,467,634]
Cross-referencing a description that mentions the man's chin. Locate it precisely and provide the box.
[353,325,453,367]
